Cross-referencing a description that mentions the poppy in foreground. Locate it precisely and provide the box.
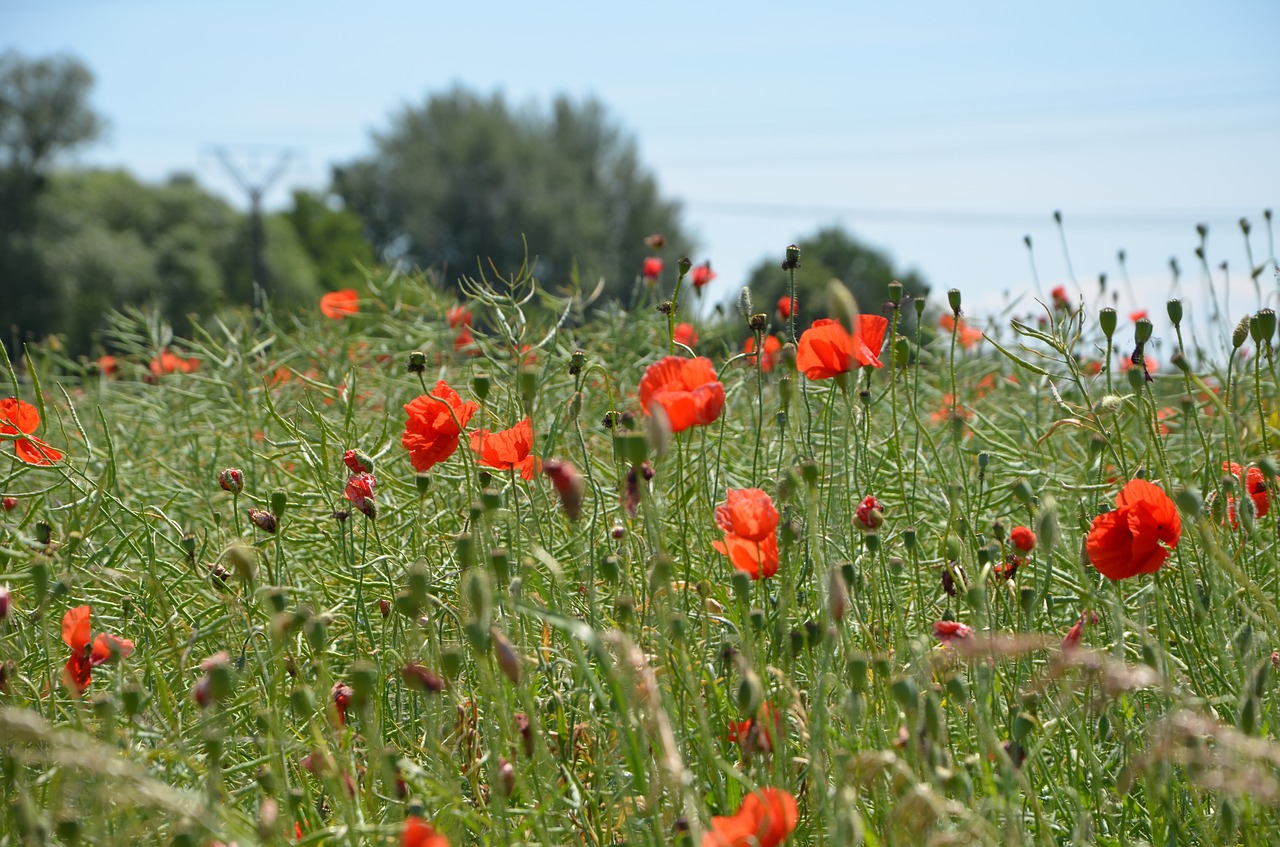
[1223,461,1269,527]
[320,288,359,319]
[704,788,798,847]
[1086,478,1181,580]
[62,604,134,694]
[795,316,889,380]
[638,356,725,433]
[403,816,449,847]
[712,488,780,579]
[1,398,64,466]
[402,381,480,472]
[471,417,540,480]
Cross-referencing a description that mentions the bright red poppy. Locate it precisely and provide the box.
[703,788,798,847]
[712,488,780,579]
[471,417,540,480]
[938,313,984,349]
[403,816,450,847]
[446,305,472,328]
[402,381,480,472]
[1,398,64,466]
[1223,461,1270,526]
[690,262,716,288]
[320,289,359,319]
[1130,310,1148,322]
[728,702,784,755]
[744,335,782,373]
[1010,525,1036,553]
[794,316,889,380]
[97,355,118,376]
[148,349,199,376]
[674,323,699,347]
[344,472,377,518]
[61,604,134,694]
[1051,286,1070,310]
[642,257,663,280]
[638,356,725,433]
[1086,478,1181,580]
[777,296,795,320]
[933,620,973,645]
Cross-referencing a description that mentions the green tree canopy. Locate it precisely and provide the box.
[333,88,691,304]
[744,226,930,332]
[283,190,377,294]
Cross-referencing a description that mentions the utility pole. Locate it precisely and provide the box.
[211,146,293,312]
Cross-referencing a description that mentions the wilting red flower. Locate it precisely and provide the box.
[644,233,667,249]
[331,681,353,726]
[938,313,984,349]
[2,497,16,511]
[777,296,796,320]
[933,620,973,645]
[1223,461,1270,527]
[0,398,64,466]
[402,381,480,472]
[795,316,889,380]
[674,323,699,347]
[217,467,244,494]
[62,605,133,694]
[744,335,782,373]
[403,816,449,847]
[320,288,359,319]
[703,788,798,847]
[471,417,540,480]
[543,459,585,520]
[247,508,277,533]
[624,462,655,518]
[712,488,780,579]
[690,262,716,288]
[1010,525,1036,553]
[1063,609,1099,651]
[344,472,377,518]
[728,702,783,755]
[446,304,472,328]
[638,356,726,433]
[854,495,884,530]
[642,257,663,280]
[402,662,447,693]
[149,349,199,376]
[1050,286,1070,310]
[1086,478,1181,580]
[343,449,373,474]
[0,586,9,620]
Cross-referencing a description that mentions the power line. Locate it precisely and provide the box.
[209,145,294,309]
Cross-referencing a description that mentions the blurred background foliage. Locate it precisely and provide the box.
[1,51,926,356]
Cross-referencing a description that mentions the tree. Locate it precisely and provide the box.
[744,226,930,332]
[333,88,691,304]
[282,190,377,293]
[1,52,105,351]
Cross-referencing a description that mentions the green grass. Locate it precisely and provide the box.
[3,258,1280,847]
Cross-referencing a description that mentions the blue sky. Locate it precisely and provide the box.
[5,0,1278,345]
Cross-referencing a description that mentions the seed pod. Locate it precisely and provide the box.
[492,627,522,684]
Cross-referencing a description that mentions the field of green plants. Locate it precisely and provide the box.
[3,239,1280,847]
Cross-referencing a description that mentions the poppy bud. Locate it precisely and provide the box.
[569,350,586,376]
[1167,299,1183,327]
[492,627,521,684]
[749,313,768,332]
[854,495,885,530]
[518,367,537,408]
[415,472,431,497]
[827,279,859,332]
[783,244,801,270]
[737,287,754,319]
[378,598,391,617]
[888,280,903,303]
[218,468,244,494]
[343,449,374,474]
[1240,217,1252,236]
[1256,309,1276,346]
[1233,315,1251,350]
[407,351,427,373]
[828,565,848,623]
[471,373,491,402]
[1,496,15,511]
[735,669,763,715]
[0,585,9,621]
[348,661,377,708]
[677,256,692,277]
[644,233,667,249]
[947,288,962,314]
[403,661,447,694]
[247,508,277,534]
[455,532,477,569]
[543,460,585,521]
[1099,308,1117,339]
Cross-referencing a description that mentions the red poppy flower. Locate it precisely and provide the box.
[1086,478,1181,580]
[446,305,472,328]
[62,605,133,693]
[638,356,725,433]
[1130,310,1148,322]
[1050,286,1070,310]
[777,296,795,320]
[1223,461,1270,526]
[403,815,450,847]
[712,488,780,579]
[933,620,973,645]
[453,326,480,355]
[402,381,480,472]
[728,702,784,755]
[703,788,798,847]
[938,313,984,349]
[470,417,540,480]
[332,681,353,726]
[642,257,663,280]
[320,289,359,319]
[1063,609,1099,651]
[690,262,716,288]
[795,316,889,380]
[1,398,64,466]
[97,355,118,376]
[149,349,198,375]
[1010,525,1036,553]
[674,323,699,347]
[1119,352,1157,374]
[854,495,884,530]
[744,335,782,373]
[344,472,377,518]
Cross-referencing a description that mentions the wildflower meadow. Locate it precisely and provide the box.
[4,229,1280,847]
